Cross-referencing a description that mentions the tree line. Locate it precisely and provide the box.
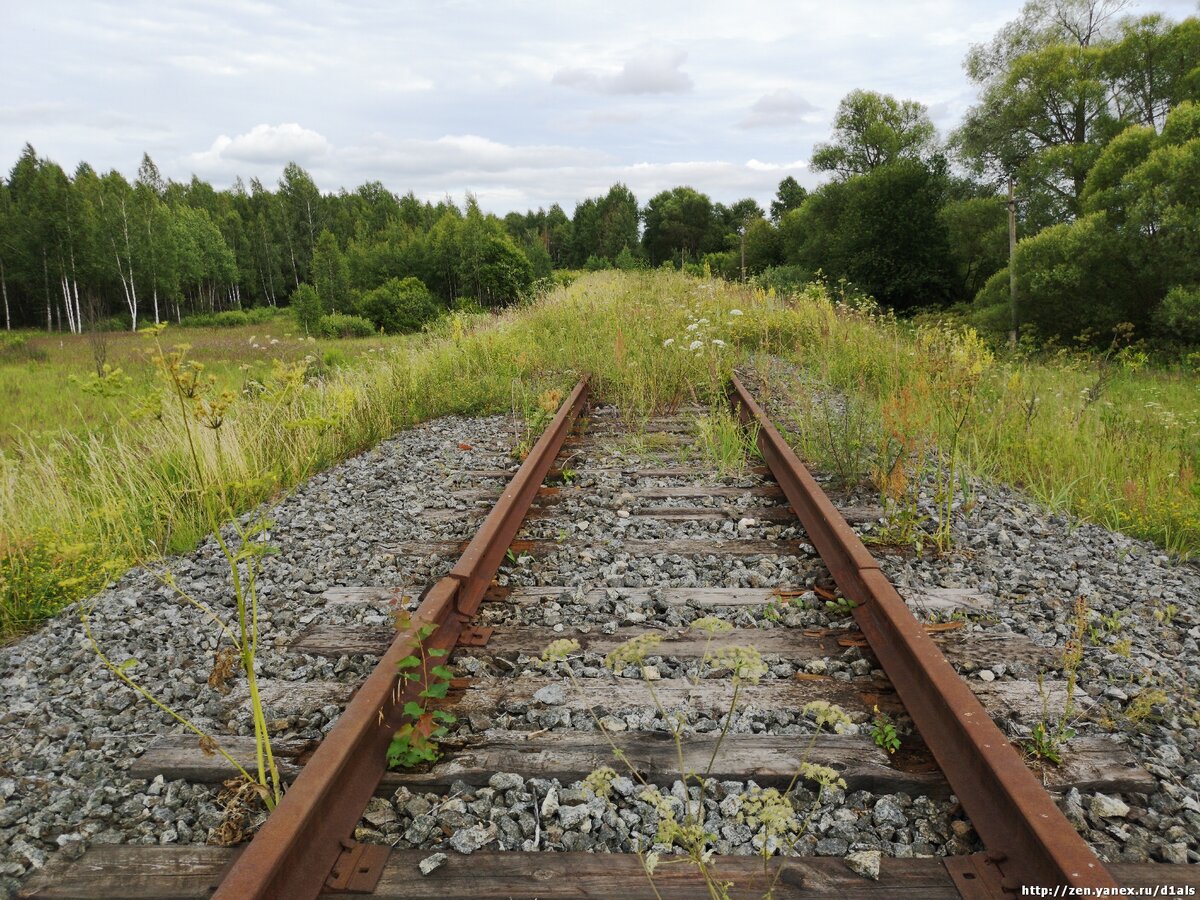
[0,149,553,333]
[527,1,1199,349]
[588,1,1196,349]
[1,0,1196,347]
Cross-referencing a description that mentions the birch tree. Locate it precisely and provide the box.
[0,182,12,330]
[96,171,140,331]
[135,154,168,325]
[278,163,322,287]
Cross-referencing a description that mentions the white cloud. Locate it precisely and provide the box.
[342,133,610,178]
[746,158,808,172]
[739,88,820,129]
[189,123,331,168]
[553,47,693,95]
[177,124,809,213]
[374,74,434,93]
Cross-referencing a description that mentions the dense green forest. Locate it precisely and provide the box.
[0,1,1197,348]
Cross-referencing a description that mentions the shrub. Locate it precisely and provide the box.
[315,313,375,338]
[180,310,248,328]
[322,348,349,369]
[1015,214,1153,343]
[702,251,738,280]
[967,268,1014,340]
[291,284,325,333]
[1154,285,1200,344]
[0,333,48,363]
[358,277,439,334]
[178,308,284,328]
[754,265,812,297]
[613,246,644,271]
[584,255,611,271]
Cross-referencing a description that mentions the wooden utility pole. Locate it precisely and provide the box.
[1008,177,1019,348]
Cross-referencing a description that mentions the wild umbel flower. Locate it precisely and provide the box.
[604,633,663,670]
[729,308,744,316]
[688,340,704,351]
[803,700,853,732]
[541,638,581,662]
[796,761,847,790]
[711,339,725,347]
[662,338,675,347]
[741,786,799,837]
[710,645,768,684]
[690,615,733,635]
[583,766,619,798]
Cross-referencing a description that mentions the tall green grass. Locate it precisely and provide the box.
[747,285,1200,557]
[0,272,746,635]
[3,271,1197,637]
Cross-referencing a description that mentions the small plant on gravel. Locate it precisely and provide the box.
[513,386,564,460]
[870,705,901,755]
[917,325,993,551]
[824,594,856,617]
[543,630,852,899]
[870,384,934,552]
[387,616,457,769]
[781,388,879,492]
[1123,688,1169,725]
[1153,603,1178,627]
[695,407,759,476]
[1025,596,1087,766]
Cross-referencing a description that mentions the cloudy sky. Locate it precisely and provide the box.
[2,0,1196,214]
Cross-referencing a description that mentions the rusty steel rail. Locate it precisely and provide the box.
[729,373,1117,896]
[213,378,590,900]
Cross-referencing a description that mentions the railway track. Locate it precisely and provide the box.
[19,375,1200,899]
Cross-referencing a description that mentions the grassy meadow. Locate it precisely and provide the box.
[2,270,1198,637]
[0,317,415,450]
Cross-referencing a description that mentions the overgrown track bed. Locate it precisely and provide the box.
[11,379,1200,899]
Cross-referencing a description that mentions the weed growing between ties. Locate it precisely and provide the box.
[386,614,456,769]
[695,406,760,476]
[542,630,851,900]
[77,326,284,819]
[1025,597,1087,767]
[870,706,901,755]
[513,388,565,461]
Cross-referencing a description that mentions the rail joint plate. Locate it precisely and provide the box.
[324,841,390,893]
[458,624,494,646]
[943,852,1018,898]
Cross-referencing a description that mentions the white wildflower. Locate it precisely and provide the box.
[686,323,699,332]
[699,318,709,325]
[711,339,725,347]
[688,340,704,351]
[662,338,675,347]
[729,309,743,316]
